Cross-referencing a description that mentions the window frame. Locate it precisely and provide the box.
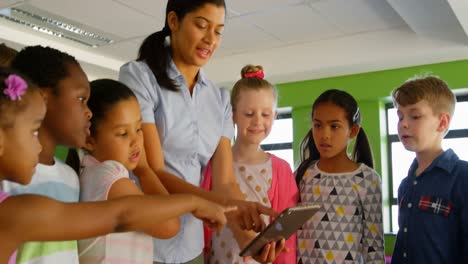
[260,112,293,152]
[260,111,294,169]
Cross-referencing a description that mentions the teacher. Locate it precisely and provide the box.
[119,0,282,263]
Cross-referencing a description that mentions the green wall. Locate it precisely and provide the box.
[276,59,468,255]
[277,59,468,165]
[55,146,68,161]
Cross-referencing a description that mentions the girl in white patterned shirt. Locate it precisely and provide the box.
[295,89,385,264]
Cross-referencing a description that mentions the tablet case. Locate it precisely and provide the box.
[239,204,320,257]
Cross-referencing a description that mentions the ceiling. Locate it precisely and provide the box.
[1,0,468,87]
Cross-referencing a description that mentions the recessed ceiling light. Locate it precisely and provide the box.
[0,4,118,47]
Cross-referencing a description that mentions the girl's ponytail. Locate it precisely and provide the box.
[137,27,178,91]
[66,148,81,174]
[352,128,374,169]
[295,130,320,186]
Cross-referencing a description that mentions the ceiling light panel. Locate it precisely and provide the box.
[0,3,120,47]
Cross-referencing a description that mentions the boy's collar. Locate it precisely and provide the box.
[410,149,457,176]
[433,149,457,173]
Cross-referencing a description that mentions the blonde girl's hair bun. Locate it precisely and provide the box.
[241,65,264,79]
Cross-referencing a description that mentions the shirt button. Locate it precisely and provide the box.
[403,252,407,258]
[404,227,408,232]
[413,180,417,185]
[408,203,413,208]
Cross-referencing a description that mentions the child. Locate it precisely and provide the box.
[0,67,231,264]
[295,89,384,263]
[78,79,180,262]
[1,45,93,264]
[205,65,297,264]
[390,76,468,264]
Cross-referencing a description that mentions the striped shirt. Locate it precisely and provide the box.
[78,155,153,264]
[1,158,80,264]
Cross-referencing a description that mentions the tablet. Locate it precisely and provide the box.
[239,204,320,257]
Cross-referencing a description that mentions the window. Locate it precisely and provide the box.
[262,111,294,169]
[386,95,468,232]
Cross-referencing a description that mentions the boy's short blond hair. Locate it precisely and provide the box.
[392,76,456,117]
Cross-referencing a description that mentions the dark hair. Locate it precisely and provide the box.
[0,43,18,67]
[11,45,79,94]
[87,79,136,136]
[137,0,226,91]
[295,89,374,185]
[66,79,136,173]
[0,67,40,128]
[13,46,82,170]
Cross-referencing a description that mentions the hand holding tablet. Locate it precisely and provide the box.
[239,204,320,257]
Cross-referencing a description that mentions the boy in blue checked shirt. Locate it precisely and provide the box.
[391,76,468,264]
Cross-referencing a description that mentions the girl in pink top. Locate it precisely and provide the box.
[0,68,230,264]
[203,65,298,264]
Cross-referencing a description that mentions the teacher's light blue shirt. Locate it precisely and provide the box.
[119,59,234,263]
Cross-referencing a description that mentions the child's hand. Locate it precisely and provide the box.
[225,199,278,232]
[191,196,236,232]
[133,147,150,173]
[243,239,288,263]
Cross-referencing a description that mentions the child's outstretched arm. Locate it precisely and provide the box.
[109,149,181,239]
[0,193,229,261]
[108,177,180,239]
[141,124,283,262]
[141,124,278,226]
[211,137,278,230]
[133,146,170,195]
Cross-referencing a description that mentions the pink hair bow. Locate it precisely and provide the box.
[243,70,264,79]
[4,74,27,101]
